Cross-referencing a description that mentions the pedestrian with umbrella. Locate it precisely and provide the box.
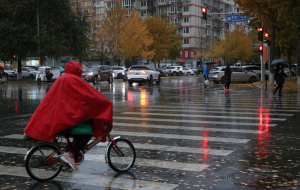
[274,63,285,96]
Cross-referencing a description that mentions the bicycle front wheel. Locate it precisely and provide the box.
[107,138,136,172]
[25,143,62,181]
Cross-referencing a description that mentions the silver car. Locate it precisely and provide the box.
[81,65,113,84]
[209,66,260,84]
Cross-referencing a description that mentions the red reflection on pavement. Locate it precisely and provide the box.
[15,101,18,113]
[201,130,209,164]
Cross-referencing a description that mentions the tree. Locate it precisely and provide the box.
[0,0,91,74]
[167,24,182,65]
[120,10,154,64]
[145,15,171,67]
[100,2,127,66]
[208,28,252,64]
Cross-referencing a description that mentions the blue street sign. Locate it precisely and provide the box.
[226,15,248,23]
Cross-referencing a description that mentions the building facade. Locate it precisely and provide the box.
[73,0,249,66]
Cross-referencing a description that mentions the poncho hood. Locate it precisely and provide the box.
[24,61,113,141]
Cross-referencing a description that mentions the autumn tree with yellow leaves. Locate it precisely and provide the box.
[120,10,155,64]
[208,28,252,64]
[145,15,179,68]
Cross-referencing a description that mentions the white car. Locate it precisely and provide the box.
[4,69,16,78]
[184,67,195,75]
[127,65,160,85]
[21,67,38,78]
[166,66,185,76]
[111,66,126,79]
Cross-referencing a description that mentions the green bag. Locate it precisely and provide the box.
[69,119,93,135]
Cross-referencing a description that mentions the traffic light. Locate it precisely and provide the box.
[258,27,263,41]
[13,55,16,61]
[264,32,270,44]
[202,7,207,20]
[258,45,263,55]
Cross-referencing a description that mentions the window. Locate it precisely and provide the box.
[184,17,190,23]
[183,6,189,12]
[183,38,190,44]
[95,1,100,6]
[141,11,147,16]
[183,28,190,34]
[141,1,147,7]
[81,9,89,13]
[96,8,101,13]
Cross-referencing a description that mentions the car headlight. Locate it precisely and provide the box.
[87,72,93,76]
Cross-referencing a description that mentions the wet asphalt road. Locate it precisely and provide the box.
[1,76,300,190]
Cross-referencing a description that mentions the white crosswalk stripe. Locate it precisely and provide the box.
[0,101,296,189]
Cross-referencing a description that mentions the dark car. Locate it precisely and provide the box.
[81,65,113,84]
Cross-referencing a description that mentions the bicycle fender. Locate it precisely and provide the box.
[24,146,35,161]
[105,136,121,163]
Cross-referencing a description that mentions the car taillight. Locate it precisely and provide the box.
[140,70,149,74]
[127,71,134,75]
[214,72,219,74]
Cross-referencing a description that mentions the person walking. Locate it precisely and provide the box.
[274,63,285,96]
[203,64,210,89]
[224,63,231,90]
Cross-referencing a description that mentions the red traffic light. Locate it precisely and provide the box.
[258,45,263,55]
[202,7,207,20]
[258,27,263,32]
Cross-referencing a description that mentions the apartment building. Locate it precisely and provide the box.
[73,0,249,66]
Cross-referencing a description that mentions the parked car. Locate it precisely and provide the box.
[209,66,260,84]
[242,65,269,80]
[36,66,61,83]
[21,67,38,78]
[111,66,126,79]
[81,65,113,84]
[284,66,296,77]
[4,69,16,78]
[158,67,170,77]
[193,67,202,75]
[127,65,160,85]
[184,67,195,75]
[166,66,185,76]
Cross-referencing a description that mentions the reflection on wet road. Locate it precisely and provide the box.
[1,77,300,189]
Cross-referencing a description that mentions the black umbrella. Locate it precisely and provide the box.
[271,59,288,67]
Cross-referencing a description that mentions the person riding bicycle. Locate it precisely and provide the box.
[24,61,113,171]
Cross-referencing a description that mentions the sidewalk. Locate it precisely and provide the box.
[252,76,299,91]
[1,77,36,84]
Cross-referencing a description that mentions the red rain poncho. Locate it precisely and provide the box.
[24,61,113,141]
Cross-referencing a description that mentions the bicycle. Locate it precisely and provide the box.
[24,121,136,182]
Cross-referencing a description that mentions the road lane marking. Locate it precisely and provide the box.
[138,108,294,117]
[111,131,250,143]
[0,146,209,172]
[120,112,286,121]
[130,105,300,112]
[113,116,277,127]
[113,122,264,134]
[0,165,178,190]
[0,135,234,156]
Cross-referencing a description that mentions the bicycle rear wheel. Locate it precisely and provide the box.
[107,138,136,172]
[25,143,62,181]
